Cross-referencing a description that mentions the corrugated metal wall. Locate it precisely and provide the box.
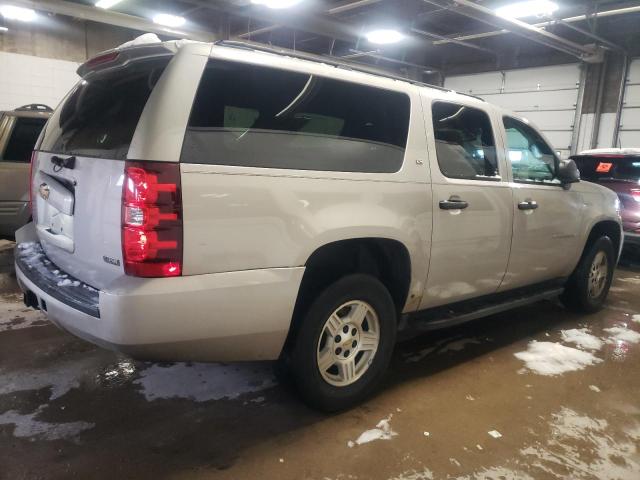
[619,58,640,147]
[444,64,581,159]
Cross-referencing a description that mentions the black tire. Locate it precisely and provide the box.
[289,274,397,412]
[561,236,615,313]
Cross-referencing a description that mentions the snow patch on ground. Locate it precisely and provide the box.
[618,277,640,285]
[387,468,434,480]
[589,385,601,393]
[0,407,94,441]
[521,407,640,479]
[514,341,602,376]
[560,328,604,351]
[348,414,398,447]
[604,326,640,344]
[632,314,640,323]
[134,362,275,402]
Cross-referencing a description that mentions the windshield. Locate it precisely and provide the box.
[572,155,640,182]
[40,57,169,160]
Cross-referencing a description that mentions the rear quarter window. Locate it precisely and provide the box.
[181,60,411,173]
[1,116,48,162]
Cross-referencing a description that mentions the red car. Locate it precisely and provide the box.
[572,149,640,254]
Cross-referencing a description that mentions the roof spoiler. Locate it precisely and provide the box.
[77,43,175,78]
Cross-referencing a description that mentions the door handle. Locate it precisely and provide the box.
[439,196,469,210]
[518,200,539,210]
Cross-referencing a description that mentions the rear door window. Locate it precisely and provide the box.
[181,60,411,173]
[1,116,47,162]
[431,101,498,180]
[40,57,169,160]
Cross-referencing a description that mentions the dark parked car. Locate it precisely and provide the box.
[572,149,640,253]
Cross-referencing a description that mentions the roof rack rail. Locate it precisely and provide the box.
[215,40,485,102]
[15,104,53,112]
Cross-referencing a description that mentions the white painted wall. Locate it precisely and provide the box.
[445,64,581,159]
[0,52,79,112]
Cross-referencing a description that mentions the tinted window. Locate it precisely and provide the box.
[431,102,498,180]
[572,155,640,182]
[40,57,169,159]
[2,117,47,162]
[503,117,558,184]
[181,60,410,173]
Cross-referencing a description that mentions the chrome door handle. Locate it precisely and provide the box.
[439,197,469,210]
[518,200,539,210]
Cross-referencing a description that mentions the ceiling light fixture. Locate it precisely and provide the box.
[495,1,558,19]
[251,0,303,8]
[0,26,7,32]
[95,0,124,9]
[152,13,186,28]
[0,5,37,22]
[365,29,405,45]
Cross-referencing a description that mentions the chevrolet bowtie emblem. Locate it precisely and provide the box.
[39,183,50,201]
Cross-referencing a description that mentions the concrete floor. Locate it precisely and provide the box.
[1,238,639,480]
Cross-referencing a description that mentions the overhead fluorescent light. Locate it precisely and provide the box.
[496,1,558,19]
[95,0,123,9]
[365,29,404,45]
[251,0,303,8]
[152,13,185,28]
[0,26,7,32]
[0,5,37,22]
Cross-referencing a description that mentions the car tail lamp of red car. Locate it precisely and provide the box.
[121,161,182,277]
[632,189,640,203]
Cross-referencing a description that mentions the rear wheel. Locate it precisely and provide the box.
[289,274,396,412]
[561,236,615,313]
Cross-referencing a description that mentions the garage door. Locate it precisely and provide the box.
[619,58,640,148]
[444,64,581,159]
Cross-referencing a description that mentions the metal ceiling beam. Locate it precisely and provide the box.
[432,5,640,49]
[554,19,625,53]
[236,0,383,39]
[8,0,216,42]
[411,27,496,56]
[422,0,601,61]
[343,49,440,73]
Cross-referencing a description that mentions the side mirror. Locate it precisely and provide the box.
[557,159,580,187]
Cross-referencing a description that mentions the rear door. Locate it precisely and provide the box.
[0,114,47,223]
[499,116,583,290]
[420,97,513,309]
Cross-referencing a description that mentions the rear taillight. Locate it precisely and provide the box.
[121,161,182,277]
[29,150,37,215]
[631,189,640,203]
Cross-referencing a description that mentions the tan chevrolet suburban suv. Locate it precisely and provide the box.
[0,104,51,236]
[15,40,622,411]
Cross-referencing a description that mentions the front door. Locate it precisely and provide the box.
[499,116,583,290]
[420,98,513,309]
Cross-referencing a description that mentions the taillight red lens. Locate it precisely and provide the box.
[631,189,640,203]
[121,161,182,277]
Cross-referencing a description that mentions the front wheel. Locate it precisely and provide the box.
[289,274,397,412]
[561,236,615,313]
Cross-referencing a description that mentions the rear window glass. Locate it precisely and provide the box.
[181,60,410,173]
[2,116,47,162]
[40,57,169,160]
[572,155,640,181]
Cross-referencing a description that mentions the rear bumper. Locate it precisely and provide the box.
[15,242,304,361]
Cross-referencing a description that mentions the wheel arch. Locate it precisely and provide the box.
[281,237,412,355]
[579,220,622,267]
